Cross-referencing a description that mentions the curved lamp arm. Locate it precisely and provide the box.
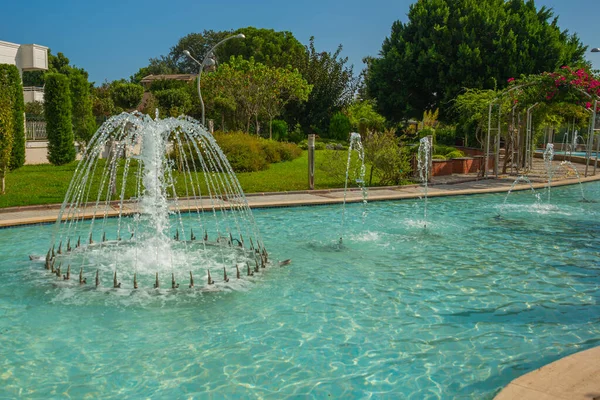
[183,33,245,127]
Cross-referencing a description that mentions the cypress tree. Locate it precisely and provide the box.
[6,66,25,170]
[45,73,76,165]
[69,70,96,145]
[0,65,16,193]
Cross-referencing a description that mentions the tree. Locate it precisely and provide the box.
[70,70,96,145]
[45,74,76,165]
[110,82,144,110]
[288,37,358,135]
[345,100,386,134]
[5,66,25,170]
[366,0,587,122]
[23,51,89,87]
[260,66,311,139]
[328,112,351,140]
[0,65,17,193]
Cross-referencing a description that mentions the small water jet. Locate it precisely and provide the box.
[543,143,555,203]
[339,132,368,245]
[499,175,540,217]
[39,112,270,291]
[417,137,431,228]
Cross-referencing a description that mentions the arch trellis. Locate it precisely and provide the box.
[484,82,599,178]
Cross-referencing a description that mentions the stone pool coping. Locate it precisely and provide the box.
[494,346,600,400]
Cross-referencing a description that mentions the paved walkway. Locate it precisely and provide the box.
[1,157,598,228]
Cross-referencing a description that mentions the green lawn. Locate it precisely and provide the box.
[0,150,383,208]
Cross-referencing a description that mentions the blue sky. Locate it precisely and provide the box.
[1,0,598,85]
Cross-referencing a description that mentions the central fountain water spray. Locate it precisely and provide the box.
[42,112,269,291]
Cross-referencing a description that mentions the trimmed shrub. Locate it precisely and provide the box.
[70,70,96,145]
[45,74,76,165]
[110,82,144,110]
[278,142,302,161]
[436,126,457,146]
[214,132,268,172]
[154,88,192,117]
[445,150,465,159]
[271,119,288,141]
[328,112,351,141]
[260,139,282,163]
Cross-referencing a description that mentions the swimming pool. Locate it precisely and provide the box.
[1,182,599,399]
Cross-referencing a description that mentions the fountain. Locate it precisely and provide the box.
[417,137,431,228]
[543,143,555,202]
[557,161,589,202]
[498,175,540,218]
[339,132,367,245]
[40,112,269,291]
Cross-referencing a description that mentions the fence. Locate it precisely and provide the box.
[25,116,47,140]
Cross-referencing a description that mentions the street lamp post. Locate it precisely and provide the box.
[183,33,245,126]
[591,48,600,53]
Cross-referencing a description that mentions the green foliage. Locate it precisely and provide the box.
[346,100,386,134]
[271,119,288,141]
[363,129,411,185]
[69,71,96,144]
[202,56,311,134]
[288,123,305,144]
[110,82,144,110]
[288,37,358,135]
[435,125,457,146]
[130,57,178,84]
[444,150,465,159]
[25,101,44,115]
[4,66,25,170]
[45,74,76,165]
[328,112,352,140]
[0,66,16,192]
[431,154,447,160]
[149,79,187,93]
[22,51,90,87]
[154,88,193,117]
[182,132,303,173]
[366,0,587,122]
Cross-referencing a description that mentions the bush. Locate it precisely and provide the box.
[278,142,302,161]
[431,154,447,160]
[328,112,351,141]
[260,140,282,163]
[445,150,465,159]
[149,79,187,93]
[154,88,192,117]
[271,119,288,141]
[288,123,305,143]
[45,74,76,165]
[110,82,144,110]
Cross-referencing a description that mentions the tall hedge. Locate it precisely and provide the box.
[69,70,96,144]
[45,73,76,165]
[0,66,15,193]
[5,66,24,170]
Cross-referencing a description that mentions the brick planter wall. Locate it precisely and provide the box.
[432,159,453,176]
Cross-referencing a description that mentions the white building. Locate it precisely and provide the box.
[0,39,48,102]
[1,40,50,164]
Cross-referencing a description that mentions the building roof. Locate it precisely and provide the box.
[139,74,196,84]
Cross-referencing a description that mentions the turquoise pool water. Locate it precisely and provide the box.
[1,182,599,399]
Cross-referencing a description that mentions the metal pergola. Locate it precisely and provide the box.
[484,87,599,178]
